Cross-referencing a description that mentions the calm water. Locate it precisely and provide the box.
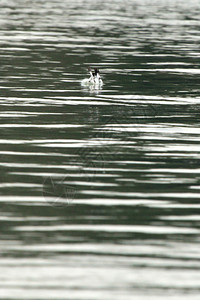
[1,0,200,299]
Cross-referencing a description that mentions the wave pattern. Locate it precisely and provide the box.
[1,0,200,299]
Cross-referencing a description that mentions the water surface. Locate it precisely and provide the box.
[1,0,200,299]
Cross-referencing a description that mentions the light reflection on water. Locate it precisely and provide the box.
[1,0,200,299]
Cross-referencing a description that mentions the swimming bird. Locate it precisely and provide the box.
[81,67,103,87]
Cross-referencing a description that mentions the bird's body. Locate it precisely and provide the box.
[81,67,103,88]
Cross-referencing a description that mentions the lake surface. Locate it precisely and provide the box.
[1,0,200,299]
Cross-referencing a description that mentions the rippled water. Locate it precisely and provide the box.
[1,0,200,299]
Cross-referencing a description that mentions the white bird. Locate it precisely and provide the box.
[81,67,103,88]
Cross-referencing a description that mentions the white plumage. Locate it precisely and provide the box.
[81,67,103,88]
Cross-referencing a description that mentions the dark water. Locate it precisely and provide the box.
[1,0,200,299]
